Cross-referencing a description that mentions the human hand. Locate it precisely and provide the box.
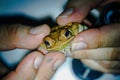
[0,24,65,80]
[57,0,102,26]
[0,24,50,50]
[57,0,120,73]
[2,51,65,80]
[71,23,120,73]
[57,0,119,26]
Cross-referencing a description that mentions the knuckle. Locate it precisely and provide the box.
[37,74,50,80]
[99,61,111,69]
[100,61,120,70]
[97,29,104,48]
[42,75,50,80]
[111,48,120,60]
[83,50,88,59]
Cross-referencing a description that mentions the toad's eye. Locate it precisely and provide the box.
[44,37,55,48]
[64,29,72,38]
[44,40,51,48]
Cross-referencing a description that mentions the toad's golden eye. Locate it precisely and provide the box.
[44,40,50,48]
[59,29,72,41]
[44,37,55,48]
[64,29,72,38]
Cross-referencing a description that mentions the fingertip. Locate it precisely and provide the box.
[56,8,74,26]
[16,51,44,72]
[57,15,70,26]
[45,52,65,70]
[4,51,44,80]
[46,52,65,60]
[41,24,50,35]
[14,24,51,49]
[29,24,50,36]
[57,8,87,26]
[35,52,65,80]
[72,28,101,49]
[33,52,44,70]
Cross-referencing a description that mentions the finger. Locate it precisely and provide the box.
[81,59,120,73]
[57,0,101,26]
[35,52,65,80]
[83,19,92,26]
[71,23,120,50]
[72,47,120,60]
[97,60,120,69]
[2,51,44,80]
[81,59,107,72]
[0,24,50,50]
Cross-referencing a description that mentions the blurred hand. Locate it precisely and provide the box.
[0,24,65,80]
[71,23,120,73]
[57,0,102,26]
[0,24,50,50]
[57,0,119,26]
[57,0,120,73]
[2,51,65,80]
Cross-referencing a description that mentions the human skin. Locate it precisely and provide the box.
[57,0,120,73]
[0,24,65,80]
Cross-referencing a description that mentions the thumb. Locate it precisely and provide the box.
[57,0,101,26]
[34,52,65,80]
[2,51,65,80]
[71,23,120,50]
[0,24,50,50]
[2,51,44,80]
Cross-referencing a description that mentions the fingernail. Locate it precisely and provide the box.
[72,42,87,51]
[60,8,73,18]
[54,60,63,70]
[34,55,44,69]
[29,25,45,35]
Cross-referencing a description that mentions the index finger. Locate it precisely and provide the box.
[72,47,120,60]
[57,0,102,26]
[71,23,120,51]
